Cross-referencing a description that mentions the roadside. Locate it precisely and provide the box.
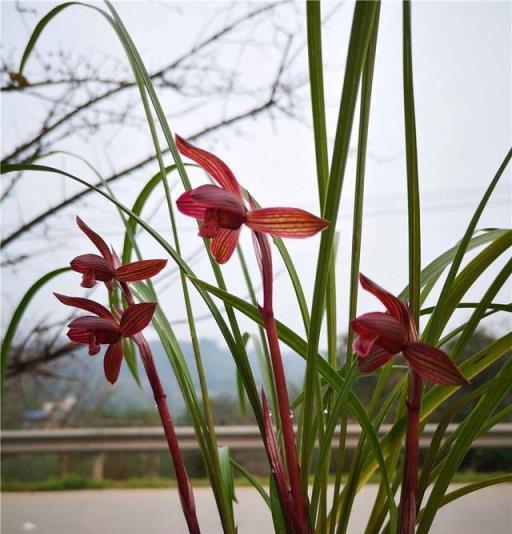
[2,485,511,533]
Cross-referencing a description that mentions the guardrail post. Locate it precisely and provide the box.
[92,452,105,481]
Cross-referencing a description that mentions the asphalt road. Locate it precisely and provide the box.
[2,485,511,533]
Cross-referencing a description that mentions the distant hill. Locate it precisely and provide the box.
[61,338,307,415]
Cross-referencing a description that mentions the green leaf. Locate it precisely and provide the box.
[399,229,507,303]
[301,0,380,491]
[1,267,70,386]
[403,0,421,323]
[18,3,77,76]
[418,357,512,533]
[424,147,512,343]
[438,475,512,508]
[187,275,398,530]
[218,446,237,526]
[231,459,270,508]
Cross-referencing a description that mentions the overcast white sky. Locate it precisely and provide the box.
[1,0,511,349]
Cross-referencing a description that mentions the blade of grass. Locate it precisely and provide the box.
[301,0,380,491]
[1,267,70,386]
[331,4,380,532]
[417,357,512,533]
[423,147,512,344]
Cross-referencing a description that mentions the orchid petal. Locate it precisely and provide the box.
[54,293,114,320]
[68,316,121,344]
[190,185,245,215]
[210,228,241,264]
[115,259,167,282]
[404,342,469,386]
[359,273,412,329]
[119,303,156,337]
[175,135,242,198]
[175,189,209,218]
[70,254,114,281]
[351,312,407,353]
[357,345,395,373]
[76,216,114,267]
[353,334,379,357]
[103,340,124,384]
[245,207,328,238]
[67,325,92,344]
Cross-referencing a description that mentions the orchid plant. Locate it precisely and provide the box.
[2,2,511,534]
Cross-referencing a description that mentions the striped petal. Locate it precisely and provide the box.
[404,342,469,386]
[119,303,157,337]
[210,228,241,264]
[190,185,245,215]
[353,334,379,357]
[54,293,114,320]
[103,341,124,384]
[357,345,395,373]
[68,316,121,344]
[359,274,413,333]
[351,312,407,353]
[245,207,328,238]
[175,135,242,198]
[69,254,114,281]
[115,259,167,282]
[176,185,245,221]
[76,216,114,267]
[67,325,92,345]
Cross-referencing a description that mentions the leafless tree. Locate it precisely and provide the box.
[1,1,308,380]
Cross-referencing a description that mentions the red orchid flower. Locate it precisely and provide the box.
[175,135,329,263]
[71,216,167,290]
[351,274,468,385]
[54,293,156,384]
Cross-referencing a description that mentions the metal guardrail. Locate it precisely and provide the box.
[2,423,510,453]
[2,424,509,480]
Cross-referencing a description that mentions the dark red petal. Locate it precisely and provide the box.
[357,345,395,373]
[176,189,208,219]
[245,207,329,238]
[352,334,379,357]
[189,185,245,215]
[76,216,114,267]
[67,326,91,344]
[404,342,469,386]
[351,312,408,353]
[119,303,157,337]
[175,135,242,198]
[359,273,413,330]
[54,293,114,319]
[210,228,241,264]
[115,259,167,282]
[70,254,114,281]
[68,316,121,344]
[103,341,124,384]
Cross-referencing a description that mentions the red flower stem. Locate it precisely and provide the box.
[120,282,200,533]
[398,369,423,534]
[262,308,310,534]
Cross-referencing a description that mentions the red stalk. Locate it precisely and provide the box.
[253,231,310,534]
[121,282,200,534]
[262,310,310,533]
[398,370,423,534]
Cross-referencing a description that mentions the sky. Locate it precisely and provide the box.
[1,0,511,350]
